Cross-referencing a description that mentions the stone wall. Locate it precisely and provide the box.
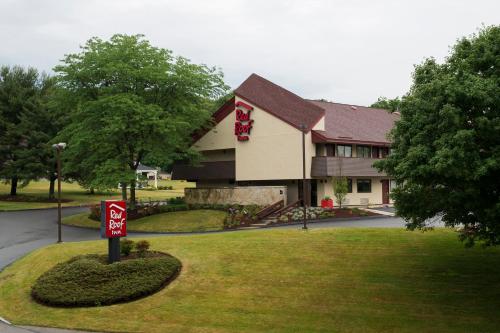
[184,186,287,206]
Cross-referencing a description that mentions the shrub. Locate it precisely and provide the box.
[167,197,185,205]
[157,185,173,190]
[120,239,135,256]
[89,205,101,221]
[136,240,150,257]
[31,253,181,307]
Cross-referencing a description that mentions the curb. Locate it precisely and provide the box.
[0,316,11,325]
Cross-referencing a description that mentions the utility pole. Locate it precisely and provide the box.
[301,124,307,230]
[52,143,67,243]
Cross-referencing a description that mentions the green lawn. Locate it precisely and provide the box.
[63,209,226,232]
[0,179,194,211]
[0,228,499,332]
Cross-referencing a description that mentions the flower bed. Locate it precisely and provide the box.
[275,207,374,224]
[88,198,262,230]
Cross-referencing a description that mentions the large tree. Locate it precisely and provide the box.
[0,66,55,196]
[55,34,228,207]
[370,96,401,112]
[375,25,500,246]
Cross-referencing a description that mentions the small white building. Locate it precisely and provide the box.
[136,163,158,188]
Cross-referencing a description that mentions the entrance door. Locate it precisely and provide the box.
[381,179,390,204]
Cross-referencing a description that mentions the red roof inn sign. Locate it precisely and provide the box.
[101,200,127,238]
[234,101,254,141]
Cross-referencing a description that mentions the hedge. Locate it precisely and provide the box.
[31,253,181,307]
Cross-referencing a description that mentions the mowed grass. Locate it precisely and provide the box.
[0,179,194,211]
[63,210,226,232]
[0,228,500,333]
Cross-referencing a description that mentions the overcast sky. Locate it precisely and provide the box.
[1,0,498,106]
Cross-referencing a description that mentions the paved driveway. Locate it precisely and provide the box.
[0,207,97,270]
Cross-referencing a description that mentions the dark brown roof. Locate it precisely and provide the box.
[309,100,399,145]
[234,74,325,132]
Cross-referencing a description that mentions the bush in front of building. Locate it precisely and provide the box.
[120,238,135,256]
[277,207,336,223]
[223,204,263,229]
[135,240,151,258]
[31,252,181,307]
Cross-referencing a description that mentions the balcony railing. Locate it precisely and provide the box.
[311,156,386,177]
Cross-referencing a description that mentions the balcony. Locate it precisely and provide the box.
[311,157,386,177]
[171,161,235,181]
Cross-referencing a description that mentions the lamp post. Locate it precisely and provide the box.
[52,142,66,243]
[300,124,308,230]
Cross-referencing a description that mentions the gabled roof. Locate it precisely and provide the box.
[308,100,399,146]
[234,74,325,132]
[137,163,157,171]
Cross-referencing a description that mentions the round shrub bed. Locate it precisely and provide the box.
[31,252,181,307]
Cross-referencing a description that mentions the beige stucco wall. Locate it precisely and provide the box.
[312,115,325,131]
[193,110,236,151]
[317,177,393,206]
[234,96,315,181]
[185,186,287,206]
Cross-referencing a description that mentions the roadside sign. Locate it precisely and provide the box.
[101,200,127,238]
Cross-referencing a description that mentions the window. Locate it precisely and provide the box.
[372,147,380,158]
[357,146,371,158]
[357,179,372,193]
[337,145,352,157]
[326,144,335,156]
[315,144,322,156]
[347,178,353,193]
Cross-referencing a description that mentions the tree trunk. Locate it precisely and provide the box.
[89,187,95,195]
[48,176,56,199]
[130,180,136,209]
[121,182,128,201]
[10,176,18,196]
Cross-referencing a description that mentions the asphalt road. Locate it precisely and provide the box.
[0,207,97,270]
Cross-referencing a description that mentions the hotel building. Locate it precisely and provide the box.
[172,74,399,207]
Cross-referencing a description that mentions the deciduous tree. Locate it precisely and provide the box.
[55,34,228,208]
[375,25,500,246]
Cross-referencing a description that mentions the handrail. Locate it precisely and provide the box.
[256,200,284,220]
[273,200,301,218]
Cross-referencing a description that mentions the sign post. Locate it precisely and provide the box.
[100,200,127,264]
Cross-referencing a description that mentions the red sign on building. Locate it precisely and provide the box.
[101,200,127,238]
[235,101,254,141]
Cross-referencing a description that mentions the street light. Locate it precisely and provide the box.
[52,142,67,243]
[300,124,308,230]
